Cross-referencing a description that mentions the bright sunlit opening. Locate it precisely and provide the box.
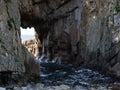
[93,16,96,19]
[20,27,35,41]
[115,37,119,42]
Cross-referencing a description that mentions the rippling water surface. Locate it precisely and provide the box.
[40,64,115,87]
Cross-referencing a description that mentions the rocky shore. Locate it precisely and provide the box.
[0,64,119,90]
[0,83,120,90]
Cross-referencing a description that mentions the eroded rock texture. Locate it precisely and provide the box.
[0,0,120,78]
[0,0,25,72]
[20,0,120,77]
[0,0,40,76]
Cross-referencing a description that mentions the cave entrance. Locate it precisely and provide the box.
[20,27,35,41]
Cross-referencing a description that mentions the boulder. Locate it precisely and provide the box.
[22,46,40,77]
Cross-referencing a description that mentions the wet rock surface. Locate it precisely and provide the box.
[0,84,110,90]
[0,67,118,90]
[0,58,119,90]
[40,65,115,87]
[19,0,120,78]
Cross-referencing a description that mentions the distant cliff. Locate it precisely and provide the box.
[22,38,42,56]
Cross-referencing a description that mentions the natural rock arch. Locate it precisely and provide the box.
[0,0,120,78]
[20,0,120,78]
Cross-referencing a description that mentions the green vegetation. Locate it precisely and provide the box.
[7,19,12,30]
[115,3,120,13]
[15,58,20,62]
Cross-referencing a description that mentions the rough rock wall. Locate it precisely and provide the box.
[0,0,40,76]
[80,0,120,77]
[0,0,25,72]
[20,0,84,63]
[80,0,120,76]
[19,0,120,77]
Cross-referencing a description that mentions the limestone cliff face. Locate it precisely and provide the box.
[81,0,120,76]
[0,0,24,72]
[0,0,40,76]
[20,0,120,77]
[19,0,120,77]
[1,0,120,78]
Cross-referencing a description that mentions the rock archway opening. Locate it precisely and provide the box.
[0,0,119,87]
[18,0,120,81]
[20,26,42,57]
[20,27,35,41]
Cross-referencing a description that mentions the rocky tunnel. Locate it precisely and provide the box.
[0,0,120,80]
[20,0,120,78]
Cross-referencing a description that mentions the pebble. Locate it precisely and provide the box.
[0,87,5,90]
[0,83,116,90]
[14,87,22,90]
[36,83,44,90]
[26,84,35,90]
[60,84,70,90]
[88,87,96,90]
[52,86,62,90]
[108,83,120,90]
[73,86,87,90]
[46,86,54,90]
[22,87,27,90]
